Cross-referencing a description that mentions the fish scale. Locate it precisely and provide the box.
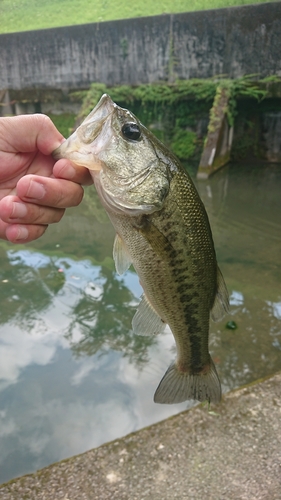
[103,168,220,399]
[53,93,229,404]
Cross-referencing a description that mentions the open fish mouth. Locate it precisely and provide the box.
[53,94,116,170]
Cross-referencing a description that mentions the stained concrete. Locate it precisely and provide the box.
[0,372,280,499]
[1,2,281,90]
[198,86,232,178]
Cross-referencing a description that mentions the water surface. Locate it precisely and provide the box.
[0,162,280,484]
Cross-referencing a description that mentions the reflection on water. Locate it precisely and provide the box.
[0,162,281,484]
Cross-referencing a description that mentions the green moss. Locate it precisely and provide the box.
[230,94,281,161]
[171,129,197,159]
[71,76,279,163]
[48,113,76,138]
[73,79,218,162]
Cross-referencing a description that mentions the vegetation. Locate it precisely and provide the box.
[1,0,273,34]
[230,96,281,161]
[73,77,270,162]
[72,80,216,161]
[48,113,76,138]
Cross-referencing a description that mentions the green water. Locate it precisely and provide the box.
[0,162,280,484]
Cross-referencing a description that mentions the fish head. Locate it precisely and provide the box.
[53,94,115,170]
[54,94,175,215]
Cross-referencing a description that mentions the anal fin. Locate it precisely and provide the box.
[211,266,229,322]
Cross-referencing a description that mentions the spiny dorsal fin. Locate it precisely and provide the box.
[132,294,166,336]
[211,266,229,322]
[113,234,132,275]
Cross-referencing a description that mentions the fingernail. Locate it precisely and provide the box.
[27,181,46,200]
[11,202,28,219]
[15,227,29,240]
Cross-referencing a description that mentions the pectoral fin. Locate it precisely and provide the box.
[132,294,166,336]
[211,266,229,322]
[113,234,132,275]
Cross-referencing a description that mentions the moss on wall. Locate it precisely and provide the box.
[73,77,274,163]
[231,98,281,161]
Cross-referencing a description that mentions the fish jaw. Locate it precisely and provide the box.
[52,94,116,171]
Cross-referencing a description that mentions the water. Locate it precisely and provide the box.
[0,162,280,484]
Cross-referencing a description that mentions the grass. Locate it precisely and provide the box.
[0,0,274,34]
[48,113,76,138]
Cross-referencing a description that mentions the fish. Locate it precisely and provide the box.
[53,94,229,404]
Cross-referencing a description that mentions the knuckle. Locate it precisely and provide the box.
[34,113,53,129]
[33,205,47,224]
[32,205,64,225]
[54,209,65,223]
[58,183,84,208]
[33,224,48,241]
[72,187,84,207]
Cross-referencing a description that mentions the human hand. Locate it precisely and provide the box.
[0,114,92,243]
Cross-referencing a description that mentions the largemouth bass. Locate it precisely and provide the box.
[53,94,229,404]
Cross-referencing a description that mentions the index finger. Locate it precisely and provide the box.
[0,114,64,155]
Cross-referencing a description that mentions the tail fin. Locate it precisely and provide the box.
[154,357,221,404]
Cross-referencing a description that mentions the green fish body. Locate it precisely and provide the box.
[54,94,229,404]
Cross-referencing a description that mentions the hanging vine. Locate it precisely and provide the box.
[71,76,275,161]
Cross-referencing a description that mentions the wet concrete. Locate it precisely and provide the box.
[0,372,280,499]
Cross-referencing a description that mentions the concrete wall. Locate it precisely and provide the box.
[0,2,281,91]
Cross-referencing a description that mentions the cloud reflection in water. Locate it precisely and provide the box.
[1,156,281,485]
[0,249,187,484]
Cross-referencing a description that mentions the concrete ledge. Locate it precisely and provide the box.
[1,372,280,499]
[1,2,281,90]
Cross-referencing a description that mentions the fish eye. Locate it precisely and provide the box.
[121,122,141,141]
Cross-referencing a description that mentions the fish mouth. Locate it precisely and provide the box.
[52,94,116,170]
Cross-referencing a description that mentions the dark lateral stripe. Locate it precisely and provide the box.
[181,302,207,373]
[139,214,210,373]
[175,284,208,374]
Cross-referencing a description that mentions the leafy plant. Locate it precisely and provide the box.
[48,113,76,138]
[171,128,197,159]
[72,75,274,162]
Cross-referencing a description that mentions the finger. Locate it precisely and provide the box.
[53,158,93,186]
[16,174,84,209]
[0,195,65,225]
[5,223,48,244]
[1,114,64,155]
[0,219,9,241]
